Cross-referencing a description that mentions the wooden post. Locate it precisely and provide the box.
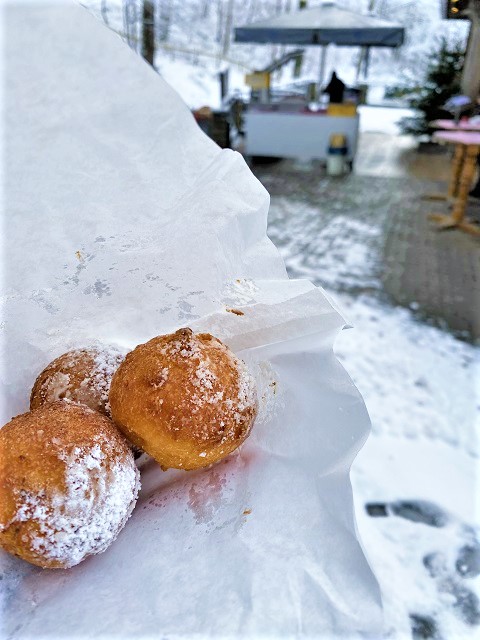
[429,142,480,236]
[448,144,466,198]
[422,143,465,201]
[461,1,480,100]
[451,144,480,224]
[141,0,155,67]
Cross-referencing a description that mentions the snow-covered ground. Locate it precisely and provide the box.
[339,297,479,638]
[358,105,414,135]
[267,186,480,638]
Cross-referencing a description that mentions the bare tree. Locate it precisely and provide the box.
[222,0,235,57]
[247,0,258,23]
[123,0,139,52]
[158,0,173,43]
[355,0,376,82]
[141,0,155,66]
[100,0,108,24]
[216,0,224,44]
[201,0,210,19]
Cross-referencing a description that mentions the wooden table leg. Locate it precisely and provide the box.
[423,143,464,201]
[449,144,466,199]
[429,144,480,236]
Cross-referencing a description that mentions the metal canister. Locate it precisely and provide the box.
[327,133,348,176]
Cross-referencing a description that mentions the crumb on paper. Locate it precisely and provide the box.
[226,308,245,316]
[243,508,252,515]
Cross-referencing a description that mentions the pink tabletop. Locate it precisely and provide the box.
[431,119,480,131]
[433,130,480,146]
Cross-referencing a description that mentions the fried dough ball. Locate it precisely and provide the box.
[30,345,125,418]
[109,328,257,470]
[0,402,140,569]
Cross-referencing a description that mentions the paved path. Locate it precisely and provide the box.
[382,187,480,340]
[253,133,480,341]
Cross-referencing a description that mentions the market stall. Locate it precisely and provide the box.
[235,1,404,163]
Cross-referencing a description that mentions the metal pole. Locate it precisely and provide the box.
[318,45,327,90]
[363,46,371,79]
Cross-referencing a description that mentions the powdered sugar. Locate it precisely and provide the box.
[12,440,140,568]
[223,350,257,429]
[150,367,169,390]
[35,345,124,412]
[236,362,257,413]
[43,371,72,402]
[205,391,225,405]
[87,345,125,414]
[194,364,217,391]
[223,278,259,306]
[188,339,257,440]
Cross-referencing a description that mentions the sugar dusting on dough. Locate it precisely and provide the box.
[11,438,140,568]
[184,336,258,443]
[130,329,258,448]
[43,371,72,401]
[38,345,124,416]
[89,346,125,414]
[235,358,257,413]
[194,364,217,391]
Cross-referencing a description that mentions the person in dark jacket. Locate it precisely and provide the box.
[324,71,345,104]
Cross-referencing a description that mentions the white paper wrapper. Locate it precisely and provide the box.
[0,3,382,638]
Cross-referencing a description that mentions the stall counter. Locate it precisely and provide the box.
[244,109,359,164]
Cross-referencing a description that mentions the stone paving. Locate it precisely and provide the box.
[253,145,480,342]
[383,189,480,340]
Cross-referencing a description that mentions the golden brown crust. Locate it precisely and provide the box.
[30,345,124,417]
[109,328,257,470]
[0,402,139,569]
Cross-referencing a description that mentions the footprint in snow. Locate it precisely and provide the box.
[366,499,448,527]
[409,614,440,640]
[365,499,480,632]
[456,541,480,579]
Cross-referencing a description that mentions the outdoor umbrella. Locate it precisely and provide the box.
[235,1,404,83]
[234,2,404,47]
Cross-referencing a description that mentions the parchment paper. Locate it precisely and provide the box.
[0,3,382,637]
